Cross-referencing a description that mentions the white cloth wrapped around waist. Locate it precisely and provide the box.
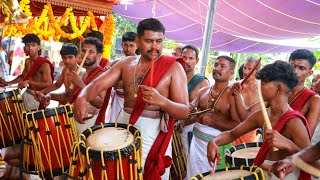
[116,108,172,180]
[22,90,40,110]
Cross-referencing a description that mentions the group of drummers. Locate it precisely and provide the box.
[1,17,320,180]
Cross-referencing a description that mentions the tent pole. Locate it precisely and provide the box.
[198,0,217,75]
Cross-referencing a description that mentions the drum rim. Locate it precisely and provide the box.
[24,104,73,121]
[79,123,141,161]
[194,166,263,180]
[0,89,20,100]
[225,142,262,167]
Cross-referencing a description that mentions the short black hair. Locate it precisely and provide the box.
[137,18,165,37]
[256,60,298,92]
[122,32,136,42]
[87,30,104,42]
[182,45,199,60]
[289,49,316,68]
[60,43,78,57]
[22,34,41,45]
[216,55,236,70]
[83,37,103,53]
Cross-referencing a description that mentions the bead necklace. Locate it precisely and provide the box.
[207,84,229,112]
[133,57,154,98]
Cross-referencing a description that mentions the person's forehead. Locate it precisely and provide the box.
[82,44,96,50]
[122,41,135,44]
[182,48,196,57]
[290,59,311,67]
[142,30,164,38]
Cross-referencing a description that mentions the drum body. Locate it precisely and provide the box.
[225,142,262,167]
[191,166,264,180]
[67,123,142,180]
[24,104,77,178]
[0,89,25,148]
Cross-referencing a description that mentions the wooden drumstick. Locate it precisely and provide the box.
[291,155,320,178]
[257,80,278,151]
[70,49,89,89]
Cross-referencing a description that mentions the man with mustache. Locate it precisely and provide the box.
[288,49,320,137]
[230,57,261,145]
[73,18,189,180]
[186,56,240,179]
[41,37,110,134]
[178,45,209,156]
[0,33,54,179]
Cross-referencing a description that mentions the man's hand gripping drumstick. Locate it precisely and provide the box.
[69,49,89,90]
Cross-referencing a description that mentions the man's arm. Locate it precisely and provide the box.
[50,92,69,105]
[74,61,123,122]
[306,95,320,136]
[207,111,261,163]
[141,62,189,120]
[40,68,65,95]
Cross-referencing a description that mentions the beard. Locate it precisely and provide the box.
[84,60,96,67]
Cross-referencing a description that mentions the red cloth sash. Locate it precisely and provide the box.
[128,55,185,180]
[68,66,111,124]
[99,57,109,68]
[253,110,311,180]
[23,57,54,82]
[290,88,316,111]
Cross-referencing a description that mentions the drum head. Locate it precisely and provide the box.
[203,169,252,180]
[231,147,260,159]
[86,127,134,151]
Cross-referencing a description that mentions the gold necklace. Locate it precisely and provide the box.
[289,87,306,104]
[133,57,153,98]
[207,84,229,112]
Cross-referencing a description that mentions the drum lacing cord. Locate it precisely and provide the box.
[175,131,187,167]
[136,136,143,180]
[64,104,78,143]
[191,173,203,180]
[117,148,125,180]
[86,147,95,179]
[1,92,16,145]
[12,90,24,138]
[129,143,136,180]
[29,111,49,178]
[251,166,265,180]
[69,141,86,177]
[53,107,69,175]
[0,109,9,146]
[171,132,183,178]
[40,110,63,178]
[66,104,78,140]
[100,149,108,180]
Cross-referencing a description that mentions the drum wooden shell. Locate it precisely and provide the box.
[225,142,262,167]
[24,104,77,178]
[191,166,264,180]
[0,89,25,148]
[67,123,142,180]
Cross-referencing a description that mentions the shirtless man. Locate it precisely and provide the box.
[231,57,261,145]
[73,18,189,180]
[107,32,137,123]
[0,34,54,179]
[178,45,209,156]
[35,43,86,105]
[288,49,320,137]
[42,37,108,134]
[208,61,311,180]
[186,56,240,179]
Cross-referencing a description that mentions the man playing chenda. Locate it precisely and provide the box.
[73,18,189,180]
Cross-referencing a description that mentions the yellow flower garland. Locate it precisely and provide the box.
[1,3,115,58]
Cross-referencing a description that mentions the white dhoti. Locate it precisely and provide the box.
[22,90,39,110]
[186,122,232,180]
[116,109,172,180]
[180,123,194,156]
[106,88,124,123]
[263,160,299,180]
